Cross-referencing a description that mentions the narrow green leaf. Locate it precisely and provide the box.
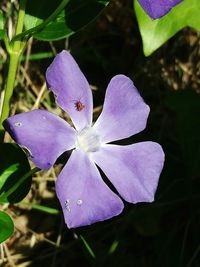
[0,52,54,64]
[108,240,119,254]
[80,235,96,259]
[0,211,14,243]
[134,0,200,56]
[18,202,60,215]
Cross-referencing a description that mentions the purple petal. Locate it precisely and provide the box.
[93,75,150,143]
[4,110,76,170]
[46,50,93,131]
[92,142,165,203]
[56,149,124,228]
[138,0,183,19]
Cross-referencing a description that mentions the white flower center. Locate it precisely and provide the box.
[76,127,101,153]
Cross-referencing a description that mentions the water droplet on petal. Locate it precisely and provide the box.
[15,122,22,127]
[64,199,71,212]
[77,199,83,206]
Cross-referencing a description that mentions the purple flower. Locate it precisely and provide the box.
[138,0,183,19]
[4,50,164,228]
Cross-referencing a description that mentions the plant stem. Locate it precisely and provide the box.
[0,167,40,201]
[15,0,27,38]
[0,53,19,129]
[0,0,27,131]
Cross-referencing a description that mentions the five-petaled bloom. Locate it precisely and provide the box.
[138,0,183,19]
[4,50,165,228]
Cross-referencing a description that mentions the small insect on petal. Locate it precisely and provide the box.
[75,100,85,112]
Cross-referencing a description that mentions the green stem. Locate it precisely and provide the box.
[0,53,20,129]
[0,167,40,201]
[3,34,11,54]
[15,0,27,37]
[0,0,27,132]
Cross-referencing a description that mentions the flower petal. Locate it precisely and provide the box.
[138,0,183,19]
[56,149,124,228]
[4,110,76,170]
[92,142,164,203]
[46,50,93,131]
[93,75,150,143]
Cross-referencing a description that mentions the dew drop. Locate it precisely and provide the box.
[15,122,22,127]
[77,199,83,206]
[64,199,71,212]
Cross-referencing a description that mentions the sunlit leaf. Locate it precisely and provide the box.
[14,0,109,41]
[134,0,200,56]
[23,0,66,34]
[35,0,108,41]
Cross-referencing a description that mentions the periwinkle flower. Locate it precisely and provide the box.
[4,51,164,228]
[138,0,183,19]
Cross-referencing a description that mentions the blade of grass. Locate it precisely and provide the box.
[80,234,96,259]
[0,52,54,64]
[17,202,60,215]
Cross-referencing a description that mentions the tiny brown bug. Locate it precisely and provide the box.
[75,100,85,111]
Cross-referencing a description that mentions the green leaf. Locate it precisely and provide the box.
[0,143,31,203]
[0,10,5,39]
[0,163,19,190]
[22,0,68,38]
[0,211,14,243]
[14,0,108,41]
[34,0,108,41]
[134,0,200,56]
